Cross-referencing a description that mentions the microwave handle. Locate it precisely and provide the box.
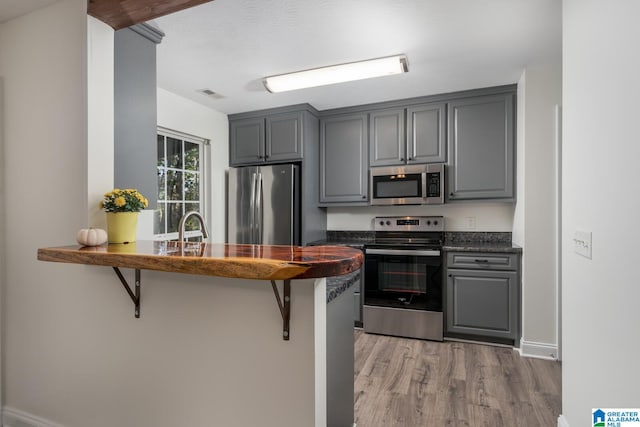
[422,172,427,200]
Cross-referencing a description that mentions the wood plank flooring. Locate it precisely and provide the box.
[354,330,562,427]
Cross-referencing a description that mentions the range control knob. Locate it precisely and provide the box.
[386,220,391,226]
[434,220,439,225]
[426,220,431,225]
[379,221,385,226]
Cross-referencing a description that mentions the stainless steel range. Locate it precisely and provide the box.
[363,216,444,341]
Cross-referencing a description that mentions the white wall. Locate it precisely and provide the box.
[0,3,322,426]
[561,1,640,425]
[87,16,114,228]
[513,63,562,359]
[327,203,514,231]
[0,0,89,422]
[156,88,228,243]
[512,72,526,245]
[0,74,5,411]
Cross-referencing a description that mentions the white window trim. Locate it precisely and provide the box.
[155,126,210,241]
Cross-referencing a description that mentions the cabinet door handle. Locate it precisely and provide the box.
[362,195,366,199]
[474,259,489,263]
[449,192,454,197]
[448,274,452,278]
[400,157,405,161]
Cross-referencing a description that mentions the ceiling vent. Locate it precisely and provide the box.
[199,89,224,99]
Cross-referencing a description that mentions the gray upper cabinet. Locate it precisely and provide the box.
[406,102,446,164]
[230,110,303,166]
[230,117,265,165]
[369,102,445,167]
[320,113,369,205]
[266,111,303,162]
[447,93,515,200]
[369,108,405,166]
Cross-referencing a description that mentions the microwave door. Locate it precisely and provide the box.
[370,172,424,206]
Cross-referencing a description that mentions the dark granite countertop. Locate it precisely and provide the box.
[308,239,370,249]
[326,269,361,303]
[443,231,521,253]
[309,231,374,248]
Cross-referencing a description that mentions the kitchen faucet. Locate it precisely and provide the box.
[178,211,209,245]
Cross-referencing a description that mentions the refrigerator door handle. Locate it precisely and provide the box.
[255,172,263,244]
[249,172,257,242]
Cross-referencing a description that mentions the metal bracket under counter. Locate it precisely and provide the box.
[113,267,141,318]
[109,267,292,340]
[271,280,291,340]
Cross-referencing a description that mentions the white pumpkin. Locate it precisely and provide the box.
[76,228,108,246]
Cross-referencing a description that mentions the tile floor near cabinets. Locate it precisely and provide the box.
[354,330,562,427]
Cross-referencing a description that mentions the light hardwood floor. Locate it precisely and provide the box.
[354,330,561,427]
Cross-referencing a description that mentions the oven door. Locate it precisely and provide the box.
[364,247,442,311]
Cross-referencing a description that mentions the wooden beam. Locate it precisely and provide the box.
[87,0,215,30]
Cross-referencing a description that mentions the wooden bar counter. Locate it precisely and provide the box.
[36,241,362,427]
[37,241,363,280]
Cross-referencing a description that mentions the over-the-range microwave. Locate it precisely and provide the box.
[370,164,445,205]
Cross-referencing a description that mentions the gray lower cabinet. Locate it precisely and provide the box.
[353,267,362,325]
[229,110,304,166]
[445,251,520,342]
[447,93,515,201]
[320,113,369,205]
[369,102,446,166]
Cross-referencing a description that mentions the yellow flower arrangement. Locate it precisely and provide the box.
[100,189,148,212]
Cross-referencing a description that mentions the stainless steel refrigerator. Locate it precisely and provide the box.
[227,164,300,245]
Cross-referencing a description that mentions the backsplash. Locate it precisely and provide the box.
[445,232,512,243]
[326,203,515,232]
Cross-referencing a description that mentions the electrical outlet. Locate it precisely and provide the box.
[465,216,476,230]
[573,230,592,259]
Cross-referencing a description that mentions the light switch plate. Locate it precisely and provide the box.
[574,230,592,259]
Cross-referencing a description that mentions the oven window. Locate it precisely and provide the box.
[379,258,426,293]
[364,253,442,311]
[373,174,422,198]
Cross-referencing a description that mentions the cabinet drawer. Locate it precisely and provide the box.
[446,252,518,270]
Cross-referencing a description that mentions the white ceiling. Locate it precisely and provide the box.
[0,1,562,115]
[0,0,58,23]
[154,0,562,115]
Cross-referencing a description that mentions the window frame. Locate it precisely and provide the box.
[155,126,209,241]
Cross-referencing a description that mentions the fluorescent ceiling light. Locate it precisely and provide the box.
[263,54,409,93]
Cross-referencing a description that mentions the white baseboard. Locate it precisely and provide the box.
[557,414,570,427]
[519,338,559,360]
[3,406,67,427]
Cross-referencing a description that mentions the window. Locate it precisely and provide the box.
[155,127,208,240]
